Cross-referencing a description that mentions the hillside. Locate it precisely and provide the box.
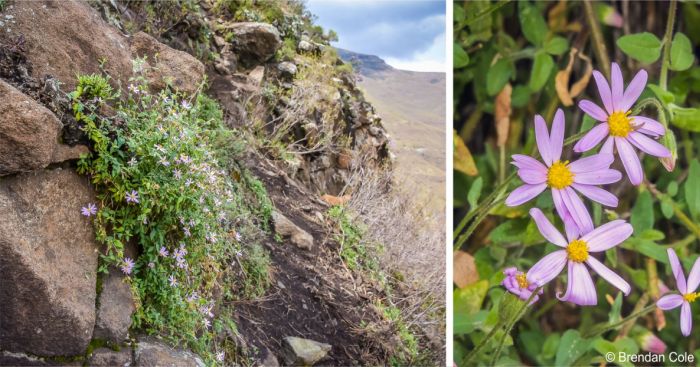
[339,48,446,218]
[0,1,443,366]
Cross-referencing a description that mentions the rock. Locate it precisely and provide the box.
[134,337,204,367]
[130,32,205,95]
[271,211,314,249]
[297,40,315,53]
[0,351,82,366]
[89,347,133,367]
[321,194,351,206]
[0,0,133,90]
[281,337,331,366]
[227,22,281,67]
[336,151,352,170]
[94,267,136,344]
[248,66,266,87]
[0,80,62,176]
[278,62,297,77]
[0,168,99,356]
[258,348,279,367]
[52,144,90,164]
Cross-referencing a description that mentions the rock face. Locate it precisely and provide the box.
[89,347,133,367]
[0,80,62,176]
[129,32,206,95]
[0,0,132,90]
[134,338,204,367]
[281,337,331,366]
[0,169,99,356]
[94,268,136,344]
[271,211,314,249]
[228,22,282,67]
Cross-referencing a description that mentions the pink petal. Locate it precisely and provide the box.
[529,208,568,247]
[681,302,692,337]
[574,123,609,153]
[527,250,568,286]
[568,153,614,174]
[610,62,624,111]
[601,136,615,154]
[631,116,665,136]
[571,184,619,207]
[627,132,671,158]
[587,256,631,295]
[620,69,648,112]
[563,215,580,243]
[582,220,633,252]
[518,168,547,184]
[592,70,614,114]
[512,154,548,173]
[616,137,643,185]
[572,169,622,185]
[505,183,547,206]
[550,109,565,162]
[558,261,598,306]
[534,115,553,166]
[687,258,700,293]
[657,294,684,310]
[579,100,609,122]
[562,187,594,235]
[667,248,687,294]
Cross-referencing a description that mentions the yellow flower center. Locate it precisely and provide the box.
[516,273,529,289]
[566,239,589,263]
[684,292,700,303]
[547,161,574,189]
[608,111,634,137]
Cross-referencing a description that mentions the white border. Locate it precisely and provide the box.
[445,0,454,365]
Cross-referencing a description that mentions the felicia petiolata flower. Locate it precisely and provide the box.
[81,203,97,217]
[526,208,632,305]
[656,248,700,336]
[502,267,542,304]
[121,257,135,275]
[576,62,670,185]
[126,190,139,204]
[506,109,622,234]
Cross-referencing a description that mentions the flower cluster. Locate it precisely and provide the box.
[502,63,671,309]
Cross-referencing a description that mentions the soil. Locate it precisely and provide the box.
[231,152,394,365]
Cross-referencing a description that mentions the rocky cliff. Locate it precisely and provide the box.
[0,0,439,366]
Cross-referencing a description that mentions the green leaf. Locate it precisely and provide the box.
[668,181,679,197]
[617,32,662,63]
[555,330,591,366]
[519,1,548,46]
[454,43,470,68]
[454,310,488,334]
[631,190,654,233]
[467,177,483,210]
[670,32,695,71]
[454,280,489,315]
[486,58,512,96]
[529,52,554,91]
[661,197,674,219]
[580,114,596,133]
[622,237,668,263]
[647,84,675,104]
[544,36,569,55]
[685,159,700,221]
[511,85,531,107]
[608,293,623,324]
[669,104,700,131]
[542,333,561,361]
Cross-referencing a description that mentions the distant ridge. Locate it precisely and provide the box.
[336,48,393,76]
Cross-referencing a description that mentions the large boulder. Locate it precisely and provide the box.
[0,168,99,356]
[281,337,331,366]
[134,337,204,367]
[0,80,61,176]
[227,22,281,67]
[129,32,205,95]
[94,267,136,344]
[0,0,132,90]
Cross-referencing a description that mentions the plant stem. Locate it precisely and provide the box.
[647,183,700,238]
[489,291,537,366]
[583,0,611,79]
[583,303,657,338]
[659,0,678,91]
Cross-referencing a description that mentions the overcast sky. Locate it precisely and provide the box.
[305,0,446,72]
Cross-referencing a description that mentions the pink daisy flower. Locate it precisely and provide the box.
[576,62,671,185]
[81,203,97,217]
[526,208,632,305]
[657,248,700,336]
[506,109,622,234]
[502,267,542,304]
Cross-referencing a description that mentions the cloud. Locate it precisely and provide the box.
[306,0,445,71]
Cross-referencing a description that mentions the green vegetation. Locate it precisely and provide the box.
[72,62,272,364]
